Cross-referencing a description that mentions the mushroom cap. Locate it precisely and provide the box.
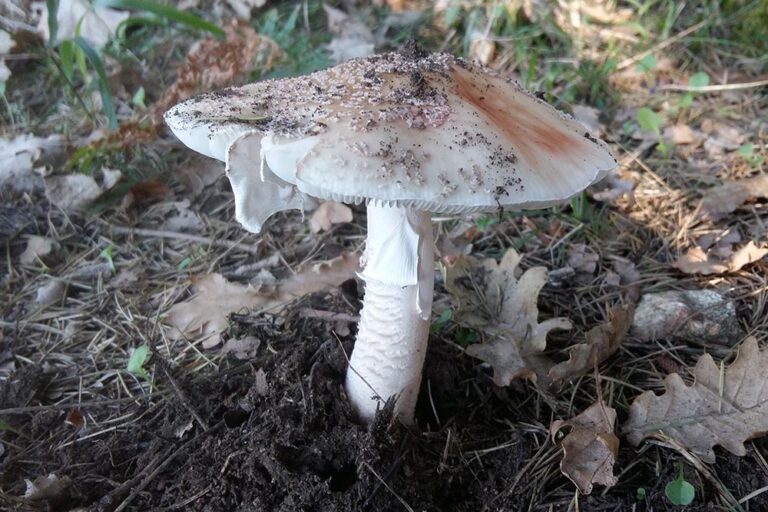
[165,47,616,231]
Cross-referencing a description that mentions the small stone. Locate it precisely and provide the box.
[631,290,742,345]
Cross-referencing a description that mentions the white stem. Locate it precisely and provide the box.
[345,204,434,424]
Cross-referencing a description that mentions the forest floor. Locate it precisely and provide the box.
[1,1,767,510]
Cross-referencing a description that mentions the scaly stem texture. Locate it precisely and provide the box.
[345,204,434,424]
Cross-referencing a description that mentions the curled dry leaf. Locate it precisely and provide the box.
[674,241,768,275]
[701,119,745,158]
[35,262,114,305]
[24,473,72,501]
[165,252,360,347]
[0,134,64,194]
[225,0,267,20]
[551,402,619,494]
[20,235,56,265]
[465,249,572,385]
[44,174,102,212]
[571,105,602,137]
[549,306,632,387]
[35,280,65,305]
[589,172,635,206]
[153,22,281,124]
[567,243,599,274]
[121,179,170,208]
[699,175,768,222]
[222,336,262,360]
[110,268,141,289]
[157,200,205,233]
[309,201,353,233]
[468,30,495,66]
[175,157,223,197]
[625,337,768,463]
[101,168,122,190]
[663,124,702,146]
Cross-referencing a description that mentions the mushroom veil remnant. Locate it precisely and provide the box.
[165,42,617,425]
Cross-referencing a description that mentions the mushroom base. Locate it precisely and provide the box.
[345,279,430,424]
[345,204,434,424]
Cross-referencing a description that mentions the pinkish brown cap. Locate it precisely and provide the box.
[165,45,616,232]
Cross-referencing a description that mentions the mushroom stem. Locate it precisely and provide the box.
[345,204,434,424]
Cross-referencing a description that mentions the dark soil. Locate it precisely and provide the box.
[3,302,765,512]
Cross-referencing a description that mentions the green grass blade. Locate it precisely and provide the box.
[94,0,224,37]
[74,37,117,129]
[45,0,59,46]
[59,40,75,82]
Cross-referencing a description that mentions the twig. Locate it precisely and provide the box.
[158,485,213,511]
[0,394,165,415]
[103,223,260,254]
[361,460,414,512]
[617,20,707,70]
[299,308,359,323]
[656,78,768,92]
[152,348,209,431]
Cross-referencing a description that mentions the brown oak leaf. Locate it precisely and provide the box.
[549,306,633,386]
[625,337,768,463]
[674,241,768,275]
[165,252,359,347]
[551,402,619,494]
[465,249,571,385]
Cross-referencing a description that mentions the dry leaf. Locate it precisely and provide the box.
[625,337,768,463]
[165,252,360,346]
[65,408,85,429]
[549,306,632,386]
[35,279,65,305]
[44,174,103,212]
[551,402,619,494]
[465,249,572,385]
[589,172,635,205]
[674,241,768,275]
[225,0,266,20]
[700,120,745,149]
[611,258,640,286]
[699,175,768,222]
[154,22,281,124]
[20,235,56,265]
[0,134,64,193]
[309,201,353,233]
[101,167,122,190]
[34,262,116,305]
[175,158,223,197]
[468,30,495,65]
[110,268,140,289]
[567,243,599,274]
[23,473,72,501]
[121,179,170,208]
[663,124,701,146]
[572,105,602,136]
[222,336,261,359]
[154,200,204,232]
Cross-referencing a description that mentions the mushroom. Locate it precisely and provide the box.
[165,42,617,424]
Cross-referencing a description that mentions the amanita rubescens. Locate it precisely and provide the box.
[165,42,616,424]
